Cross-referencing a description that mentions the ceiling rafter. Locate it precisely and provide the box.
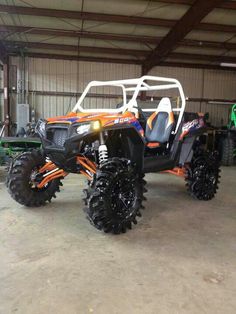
[8,51,236,71]
[5,40,236,66]
[154,0,236,10]
[0,5,173,27]
[7,41,236,65]
[169,52,236,63]
[4,40,149,57]
[9,52,142,65]
[2,24,236,51]
[0,25,160,44]
[180,39,236,50]
[1,5,236,33]
[2,25,236,51]
[143,0,224,72]
[159,61,236,71]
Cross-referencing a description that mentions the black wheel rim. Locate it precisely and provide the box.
[110,174,136,220]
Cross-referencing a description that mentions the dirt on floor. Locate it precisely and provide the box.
[0,166,235,314]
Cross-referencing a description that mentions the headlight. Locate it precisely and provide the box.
[76,123,90,135]
[76,121,101,135]
[35,119,46,137]
[91,120,101,131]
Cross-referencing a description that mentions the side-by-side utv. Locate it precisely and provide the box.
[7,76,220,234]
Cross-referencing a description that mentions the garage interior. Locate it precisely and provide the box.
[0,0,236,313]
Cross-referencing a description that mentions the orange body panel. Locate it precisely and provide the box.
[35,111,144,188]
[48,111,134,127]
[147,142,160,148]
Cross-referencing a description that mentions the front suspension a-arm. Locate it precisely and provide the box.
[37,157,97,189]
[37,161,68,189]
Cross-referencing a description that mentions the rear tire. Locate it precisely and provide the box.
[83,158,146,234]
[185,150,220,201]
[7,150,62,207]
[220,137,234,166]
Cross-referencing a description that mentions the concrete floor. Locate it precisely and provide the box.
[0,166,235,314]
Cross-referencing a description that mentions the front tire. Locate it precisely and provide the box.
[185,150,220,201]
[83,158,146,234]
[7,150,62,207]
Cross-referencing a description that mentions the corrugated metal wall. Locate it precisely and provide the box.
[150,66,236,126]
[10,57,140,119]
[8,56,236,127]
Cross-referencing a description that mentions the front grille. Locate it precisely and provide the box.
[53,129,68,146]
[47,126,68,147]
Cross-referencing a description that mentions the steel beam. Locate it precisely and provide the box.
[158,61,236,71]
[9,52,142,65]
[4,41,149,57]
[169,52,236,64]
[144,0,224,72]
[9,52,235,71]
[153,0,236,10]
[0,25,159,45]
[0,5,236,33]
[2,25,236,52]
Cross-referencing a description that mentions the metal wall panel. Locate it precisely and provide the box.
[203,69,236,99]
[151,66,236,126]
[201,102,232,127]
[28,57,141,94]
[25,57,141,118]
[8,57,236,126]
[150,66,204,98]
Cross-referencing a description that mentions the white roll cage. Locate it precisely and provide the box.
[72,75,186,133]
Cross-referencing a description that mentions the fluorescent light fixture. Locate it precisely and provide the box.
[220,63,236,68]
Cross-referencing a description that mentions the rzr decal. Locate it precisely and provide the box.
[180,117,205,140]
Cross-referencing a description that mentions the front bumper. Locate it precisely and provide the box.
[40,122,96,170]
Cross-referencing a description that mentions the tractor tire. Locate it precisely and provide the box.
[220,137,234,166]
[185,150,220,201]
[83,158,146,234]
[6,150,62,207]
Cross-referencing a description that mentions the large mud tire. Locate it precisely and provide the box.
[185,150,220,201]
[220,137,234,166]
[7,150,62,207]
[83,158,146,234]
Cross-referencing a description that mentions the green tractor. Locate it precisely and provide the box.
[0,123,41,166]
[217,104,236,166]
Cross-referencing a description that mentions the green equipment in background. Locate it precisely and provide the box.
[0,124,41,166]
[217,104,236,166]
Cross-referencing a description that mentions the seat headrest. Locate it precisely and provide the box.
[156,97,172,113]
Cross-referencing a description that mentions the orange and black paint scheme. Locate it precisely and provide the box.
[36,109,207,187]
[37,110,145,185]
[7,103,220,235]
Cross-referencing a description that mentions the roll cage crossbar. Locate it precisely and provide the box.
[72,75,186,134]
